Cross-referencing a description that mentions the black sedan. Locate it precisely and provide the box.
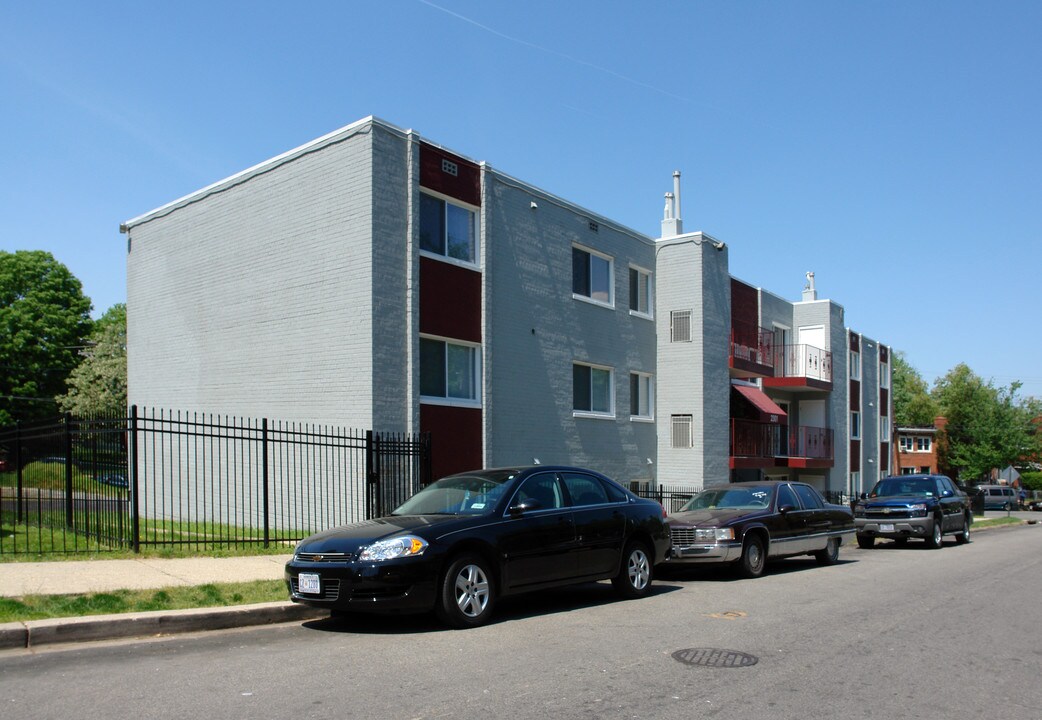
[666,481,855,578]
[285,466,672,628]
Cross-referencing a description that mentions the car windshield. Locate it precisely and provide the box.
[871,477,936,497]
[392,473,513,516]
[680,486,773,511]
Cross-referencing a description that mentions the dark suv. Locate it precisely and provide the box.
[854,474,972,549]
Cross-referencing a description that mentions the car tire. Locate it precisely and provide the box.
[435,553,495,629]
[737,534,766,578]
[956,515,972,544]
[814,536,840,565]
[612,540,654,599]
[856,534,874,549]
[1002,502,1011,511]
[926,517,943,549]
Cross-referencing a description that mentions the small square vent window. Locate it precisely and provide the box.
[588,220,599,233]
[441,159,459,177]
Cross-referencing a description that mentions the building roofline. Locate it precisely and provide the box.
[122,116,407,232]
[121,115,654,245]
[484,165,653,245]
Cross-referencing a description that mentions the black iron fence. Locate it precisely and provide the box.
[0,407,430,555]
[630,483,695,514]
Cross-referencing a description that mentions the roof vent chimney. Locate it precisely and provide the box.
[660,170,684,237]
[802,271,818,302]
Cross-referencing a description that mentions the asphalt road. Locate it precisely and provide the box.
[3,524,1041,720]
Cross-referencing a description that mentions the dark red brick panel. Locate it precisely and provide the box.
[421,404,483,480]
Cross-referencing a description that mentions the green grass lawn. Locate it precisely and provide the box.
[972,515,1024,529]
[0,579,288,623]
[2,512,301,561]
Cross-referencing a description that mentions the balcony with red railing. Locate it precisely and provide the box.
[729,419,834,469]
[729,325,775,379]
[762,343,832,391]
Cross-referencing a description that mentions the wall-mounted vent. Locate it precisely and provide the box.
[588,220,599,233]
[441,159,459,177]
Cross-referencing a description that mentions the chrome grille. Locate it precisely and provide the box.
[866,508,913,519]
[295,552,353,562]
[670,527,698,546]
[291,577,340,601]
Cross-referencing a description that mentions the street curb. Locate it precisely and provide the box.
[0,601,328,650]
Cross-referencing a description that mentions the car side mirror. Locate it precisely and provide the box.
[778,504,796,514]
[859,492,868,500]
[509,499,541,516]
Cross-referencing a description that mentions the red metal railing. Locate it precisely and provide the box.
[729,326,775,369]
[730,419,834,460]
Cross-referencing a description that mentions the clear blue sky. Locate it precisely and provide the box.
[2,1,1040,399]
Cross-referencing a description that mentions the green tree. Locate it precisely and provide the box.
[891,352,938,427]
[0,250,92,425]
[56,303,126,417]
[932,364,1035,481]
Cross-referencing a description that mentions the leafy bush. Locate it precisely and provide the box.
[1020,471,1042,491]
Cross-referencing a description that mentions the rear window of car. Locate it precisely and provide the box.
[561,472,610,506]
[793,484,823,509]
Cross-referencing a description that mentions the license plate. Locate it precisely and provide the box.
[298,572,320,594]
[880,523,895,533]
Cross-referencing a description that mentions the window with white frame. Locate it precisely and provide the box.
[850,350,861,380]
[899,436,913,452]
[671,415,693,448]
[630,372,654,419]
[628,266,652,317]
[851,411,861,439]
[419,192,478,264]
[880,417,890,442]
[671,310,692,343]
[572,246,613,306]
[850,471,861,494]
[880,358,890,388]
[573,362,614,416]
[916,436,932,452]
[420,337,480,403]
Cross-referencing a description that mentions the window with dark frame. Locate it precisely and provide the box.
[572,247,612,304]
[573,363,613,414]
[420,337,479,401]
[419,193,477,264]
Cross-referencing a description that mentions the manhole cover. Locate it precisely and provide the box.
[672,648,759,668]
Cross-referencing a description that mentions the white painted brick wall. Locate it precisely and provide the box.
[127,126,377,427]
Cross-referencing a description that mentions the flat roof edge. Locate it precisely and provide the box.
[121,116,411,232]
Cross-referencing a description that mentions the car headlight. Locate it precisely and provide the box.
[359,535,429,561]
[695,528,734,542]
[853,505,865,517]
[908,503,928,517]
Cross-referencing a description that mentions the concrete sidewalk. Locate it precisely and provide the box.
[0,554,327,651]
[0,554,292,597]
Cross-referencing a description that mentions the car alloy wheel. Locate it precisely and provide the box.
[437,553,495,628]
[956,516,971,544]
[927,518,943,549]
[613,541,653,599]
[738,534,766,578]
[815,536,840,565]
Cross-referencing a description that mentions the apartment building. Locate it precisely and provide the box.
[893,419,944,475]
[122,116,890,495]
